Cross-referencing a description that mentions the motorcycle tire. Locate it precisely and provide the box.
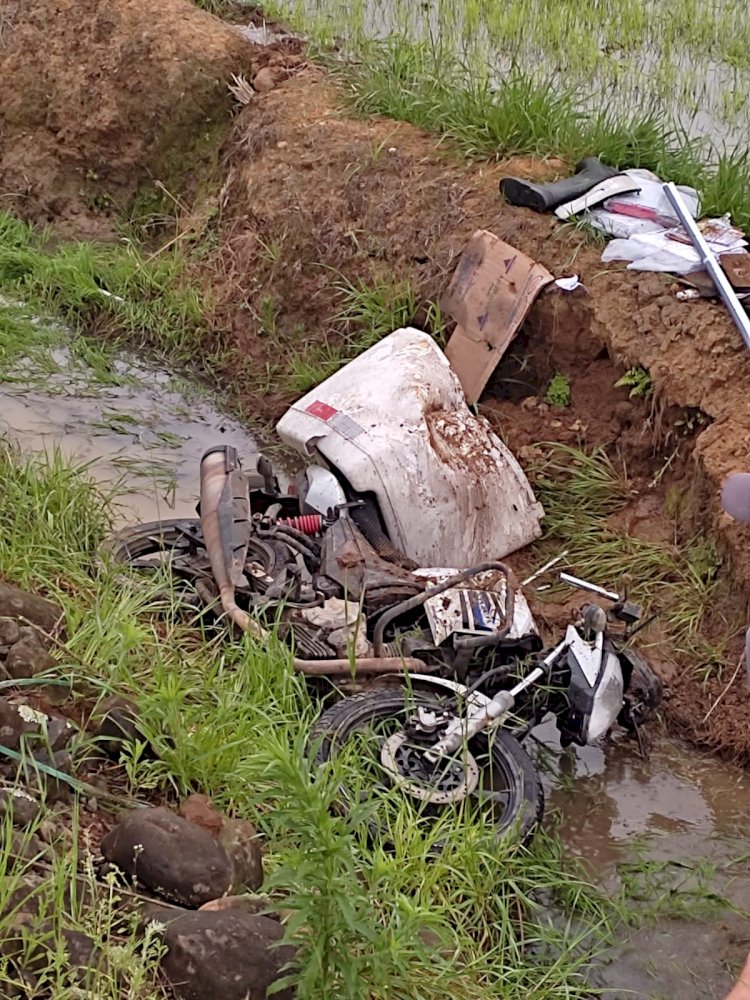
[309,689,543,844]
[101,518,204,569]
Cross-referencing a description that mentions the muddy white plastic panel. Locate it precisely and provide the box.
[276,328,544,567]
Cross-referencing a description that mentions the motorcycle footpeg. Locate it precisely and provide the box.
[499,156,620,212]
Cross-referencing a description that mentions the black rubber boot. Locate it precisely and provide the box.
[499,156,620,212]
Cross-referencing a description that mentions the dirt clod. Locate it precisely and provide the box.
[252,67,276,93]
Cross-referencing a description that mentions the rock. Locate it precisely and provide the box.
[177,795,263,892]
[219,817,263,893]
[0,699,39,750]
[100,807,233,907]
[5,634,55,679]
[161,909,296,1000]
[0,619,20,646]
[178,793,224,838]
[0,787,41,827]
[91,696,144,757]
[252,67,276,93]
[0,584,63,634]
[198,895,272,918]
[45,715,75,751]
[139,900,190,933]
[25,749,74,803]
[6,920,100,983]
[9,831,45,863]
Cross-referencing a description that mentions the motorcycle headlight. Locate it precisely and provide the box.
[586,654,624,742]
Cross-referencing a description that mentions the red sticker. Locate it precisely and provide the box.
[305,400,338,421]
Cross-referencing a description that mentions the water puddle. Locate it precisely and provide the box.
[0,352,266,525]
[536,721,750,998]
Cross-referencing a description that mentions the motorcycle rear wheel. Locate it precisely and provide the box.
[101,518,204,570]
[309,689,543,843]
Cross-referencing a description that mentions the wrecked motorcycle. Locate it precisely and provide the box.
[105,328,661,840]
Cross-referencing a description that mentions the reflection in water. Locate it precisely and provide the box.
[534,720,750,999]
[0,354,268,526]
[536,720,750,872]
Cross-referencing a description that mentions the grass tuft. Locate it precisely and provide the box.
[532,444,738,673]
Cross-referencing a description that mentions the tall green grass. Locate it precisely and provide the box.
[532,444,740,675]
[338,37,750,230]
[0,441,616,998]
[0,214,206,367]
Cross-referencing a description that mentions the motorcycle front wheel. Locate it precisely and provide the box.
[309,689,543,843]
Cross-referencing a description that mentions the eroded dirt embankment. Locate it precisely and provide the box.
[2,0,750,757]
[0,0,253,237]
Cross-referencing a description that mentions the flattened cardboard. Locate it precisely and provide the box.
[721,253,750,290]
[441,230,554,403]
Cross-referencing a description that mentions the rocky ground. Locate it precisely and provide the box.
[0,579,293,998]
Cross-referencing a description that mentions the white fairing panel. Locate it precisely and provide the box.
[276,328,544,567]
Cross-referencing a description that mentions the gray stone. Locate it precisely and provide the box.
[0,584,63,634]
[0,787,41,827]
[25,749,74,803]
[100,807,233,907]
[91,695,145,757]
[161,909,296,1000]
[5,635,55,679]
[0,699,39,750]
[4,919,100,984]
[0,619,20,646]
[219,817,264,893]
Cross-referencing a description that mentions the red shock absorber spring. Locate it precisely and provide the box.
[280,513,323,536]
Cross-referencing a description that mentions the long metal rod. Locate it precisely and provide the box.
[560,572,619,602]
[663,182,750,352]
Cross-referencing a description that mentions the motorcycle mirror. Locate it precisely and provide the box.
[721,473,750,523]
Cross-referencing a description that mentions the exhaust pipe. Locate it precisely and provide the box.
[199,447,265,639]
[200,447,437,679]
[293,655,431,676]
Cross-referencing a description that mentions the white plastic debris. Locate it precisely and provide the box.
[277,328,544,568]
[602,219,748,275]
[554,275,583,292]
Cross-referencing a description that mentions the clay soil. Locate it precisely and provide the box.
[3,0,750,759]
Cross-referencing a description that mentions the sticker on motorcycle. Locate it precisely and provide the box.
[424,588,507,646]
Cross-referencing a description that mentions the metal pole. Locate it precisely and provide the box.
[560,572,620,602]
[663,182,750,353]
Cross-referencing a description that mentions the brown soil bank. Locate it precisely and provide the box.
[0,0,253,236]
[211,62,750,584]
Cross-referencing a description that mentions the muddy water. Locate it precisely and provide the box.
[0,353,267,525]
[536,720,750,998]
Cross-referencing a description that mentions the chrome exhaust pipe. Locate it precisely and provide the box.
[199,447,265,639]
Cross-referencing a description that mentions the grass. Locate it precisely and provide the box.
[240,3,750,232]
[0,440,621,997]
[531,444,740,675]
[615,366,653,400]
[288,273,440,393]
[544,374,571,409]
[0,214,207,371]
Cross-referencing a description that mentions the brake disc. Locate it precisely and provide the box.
[380,732,479,805]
